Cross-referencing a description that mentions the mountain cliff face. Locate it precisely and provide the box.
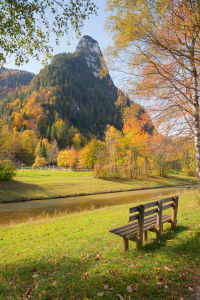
[75,35,102,77]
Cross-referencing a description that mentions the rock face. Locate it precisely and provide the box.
[75,35,102,77]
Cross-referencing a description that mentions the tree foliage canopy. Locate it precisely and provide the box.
[0,0,97,66]
[105,0,200,184]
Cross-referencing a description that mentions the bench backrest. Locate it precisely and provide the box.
[129,195,179,222]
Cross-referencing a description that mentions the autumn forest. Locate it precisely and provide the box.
[0,35,196,180]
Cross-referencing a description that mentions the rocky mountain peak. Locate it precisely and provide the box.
[75,35,102,77]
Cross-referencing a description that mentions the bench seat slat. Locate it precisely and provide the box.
[125,215,171,239]
[111,215,157,235]
[109,220,138,233]
[118,218,157,237]
[112,222,138,236]
[111,214,171,238]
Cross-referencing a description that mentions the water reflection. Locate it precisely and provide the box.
[0,186,197,226]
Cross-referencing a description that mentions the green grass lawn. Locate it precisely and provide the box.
[0,190,199,299]
[0,170,198,203]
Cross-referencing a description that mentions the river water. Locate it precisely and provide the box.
[0,186,196,226]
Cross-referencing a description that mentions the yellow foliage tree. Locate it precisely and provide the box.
[72,133,82,150]
[32,157,48,167]
[57,147,77,168]
[79,139,106,168]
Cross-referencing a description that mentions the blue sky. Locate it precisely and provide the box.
[6,1,112,77]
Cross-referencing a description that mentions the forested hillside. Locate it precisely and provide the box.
[0,36,125,141]
[0,69,34,99]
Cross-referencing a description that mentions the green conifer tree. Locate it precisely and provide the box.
[38,141,43,158]
[51,124,57,141]
[58,122,68,149]
[47,126,51,142]
[42,143,47,159]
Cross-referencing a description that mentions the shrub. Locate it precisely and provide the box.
[0,160,17,181]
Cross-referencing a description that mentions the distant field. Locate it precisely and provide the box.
[0,170,197,203]
[0,190,199,299]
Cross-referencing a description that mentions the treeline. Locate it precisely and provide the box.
[0,116,195,180]
[0,120,86,167]
[56,122,195,178]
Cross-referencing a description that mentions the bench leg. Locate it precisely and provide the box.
[123,237,129,251]
[171,196,178,229]
[143,231,148,241]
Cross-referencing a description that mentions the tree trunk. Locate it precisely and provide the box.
[192,68,200,191]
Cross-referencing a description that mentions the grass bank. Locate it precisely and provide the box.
[0,190,199,299]
[0,170,197,203]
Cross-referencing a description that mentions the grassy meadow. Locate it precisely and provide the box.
[0,190,200,299]
[0,169,198,203]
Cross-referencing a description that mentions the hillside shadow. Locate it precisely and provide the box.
[100,175,197,186]
[0,180,45,202]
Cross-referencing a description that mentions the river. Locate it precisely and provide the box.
[0,186,196,226]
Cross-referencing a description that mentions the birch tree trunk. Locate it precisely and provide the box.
[192,67,200,189]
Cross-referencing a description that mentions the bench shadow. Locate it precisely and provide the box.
[137,225,190,252]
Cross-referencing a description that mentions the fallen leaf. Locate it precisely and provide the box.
[134,283,139,291]
[96,254,101,261]
[103,283,109,290]
[164,266,172,271]
[188,287,194,292]
[52,281,57,286]
[25,288,31,295]
[126,286,133,293]
[157,282,164,285]
[194,276,199,280]
[97,292,104,297]
[84,272,89,279]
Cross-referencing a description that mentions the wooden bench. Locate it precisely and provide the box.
[109,195,179,250]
